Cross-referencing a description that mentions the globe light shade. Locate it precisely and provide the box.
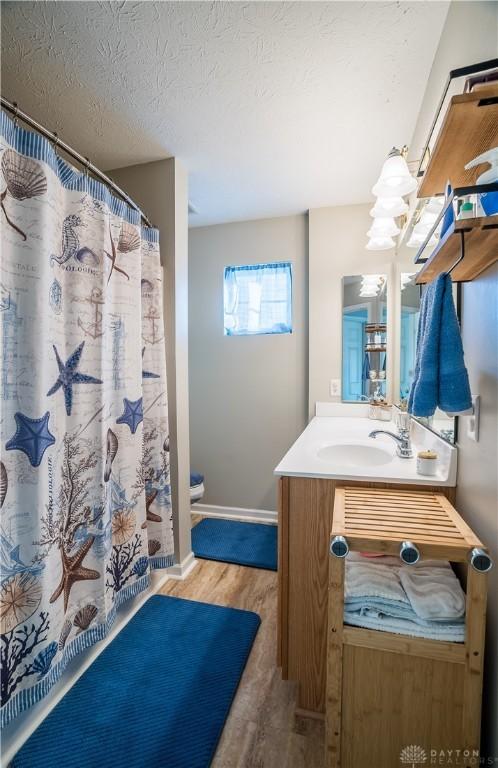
[372,149,417,197]
[361,273,383,285]
[406,231,438,249]
[370,196,408,218]
[367,217,400,238]
[401,272,416,290]
[424,196,445,215]
[366,236,395,251]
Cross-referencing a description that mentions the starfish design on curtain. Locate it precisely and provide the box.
[49,536,100,613]
[116,398,143,434]
[47,341,102,416]
[5,411,56,467]
[141,347,160,379]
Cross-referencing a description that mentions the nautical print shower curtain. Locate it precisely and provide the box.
[0,110,174,725]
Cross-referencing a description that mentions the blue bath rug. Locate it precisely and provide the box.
[12,595,261,768]
[192,518,278,571]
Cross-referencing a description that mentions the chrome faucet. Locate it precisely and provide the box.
[369,429,413,459]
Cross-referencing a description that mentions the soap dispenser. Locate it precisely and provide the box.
[464,147,498,216]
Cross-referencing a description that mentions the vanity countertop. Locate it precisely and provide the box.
[274,412,457,486]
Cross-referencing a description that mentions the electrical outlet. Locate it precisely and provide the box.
[330,379,341,397]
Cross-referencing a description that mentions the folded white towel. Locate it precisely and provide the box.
[399,565,465,621]
[344,609,465,642]
[346,552,448,569]
[345,561,407,603]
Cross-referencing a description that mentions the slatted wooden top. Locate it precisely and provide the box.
[332,487,483,562]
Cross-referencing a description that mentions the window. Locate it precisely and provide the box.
[223,262,292,336]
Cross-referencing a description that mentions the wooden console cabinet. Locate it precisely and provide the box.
[277,476,457,714]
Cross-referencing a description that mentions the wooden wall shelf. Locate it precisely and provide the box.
[415,215,498,284]
[418,85,498,198]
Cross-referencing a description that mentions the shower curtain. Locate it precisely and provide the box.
[0,111,174,725]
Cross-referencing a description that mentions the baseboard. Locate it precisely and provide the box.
[165,550,198,580]
[192,503,277,525]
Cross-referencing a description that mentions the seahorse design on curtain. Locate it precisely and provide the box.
[0,109,174,725]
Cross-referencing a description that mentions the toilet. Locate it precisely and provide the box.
[190,472,205,504]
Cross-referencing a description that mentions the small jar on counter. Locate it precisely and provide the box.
[417,449,438,476]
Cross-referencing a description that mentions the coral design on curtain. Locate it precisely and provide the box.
[0,111,174,725]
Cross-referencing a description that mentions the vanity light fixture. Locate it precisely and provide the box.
[360,274,385,297]
[400,272,416,290]
[366,146,416,251]
[406,231,438,249]
[361,274,383,287]
[367,216,400,238]
[406,205,441,249]
[366,236,396,251]
[372,146,417,197]
[370,196,409,218]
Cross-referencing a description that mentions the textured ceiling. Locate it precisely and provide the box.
[1,1,449,226]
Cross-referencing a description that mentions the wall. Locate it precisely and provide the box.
[409,0,498,165]
[308,203,397,416]
[111,159,192,569]
[189,215,308,511]
[458,265,498,759]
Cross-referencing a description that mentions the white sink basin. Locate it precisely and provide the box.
[274,413,457,486]
[316,443,392,467]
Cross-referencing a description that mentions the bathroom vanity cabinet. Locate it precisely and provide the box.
[277,475,457,714]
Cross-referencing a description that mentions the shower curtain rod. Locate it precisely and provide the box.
[1,96,153,228]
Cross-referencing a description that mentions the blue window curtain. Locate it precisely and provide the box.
[223,262,292,336]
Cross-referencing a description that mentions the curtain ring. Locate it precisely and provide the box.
[12,102,19,126]
[84,157,90,178]
[52,132,59,155]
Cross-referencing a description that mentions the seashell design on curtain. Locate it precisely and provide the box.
[0,110,174,725]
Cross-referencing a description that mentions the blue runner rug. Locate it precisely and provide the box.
[192,518,278,571]
[12,595,260,768]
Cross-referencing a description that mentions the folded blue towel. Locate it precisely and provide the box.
[409,273,471,417]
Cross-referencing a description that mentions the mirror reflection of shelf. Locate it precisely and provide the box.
[364,323,387,333]
[365,345,386,352]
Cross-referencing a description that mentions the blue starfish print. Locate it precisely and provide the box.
[116,398,143,434]
[47,341,102,415]
[142,347,160,379]
[5,411,56,467]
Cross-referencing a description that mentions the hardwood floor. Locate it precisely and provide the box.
[159,531,325,768]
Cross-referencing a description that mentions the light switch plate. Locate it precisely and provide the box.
[467,394,480,442]
[330,379,341,397]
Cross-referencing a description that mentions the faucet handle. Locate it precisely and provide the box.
[396,411,411,433]
[398,426,411,441]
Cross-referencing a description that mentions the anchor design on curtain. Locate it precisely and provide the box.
[0,109,174,725]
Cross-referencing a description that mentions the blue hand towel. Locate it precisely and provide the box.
[438,275,472,413]
[408,273,472,417]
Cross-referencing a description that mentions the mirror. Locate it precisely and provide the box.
[342,275,387,403]
[399,272,457,444]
